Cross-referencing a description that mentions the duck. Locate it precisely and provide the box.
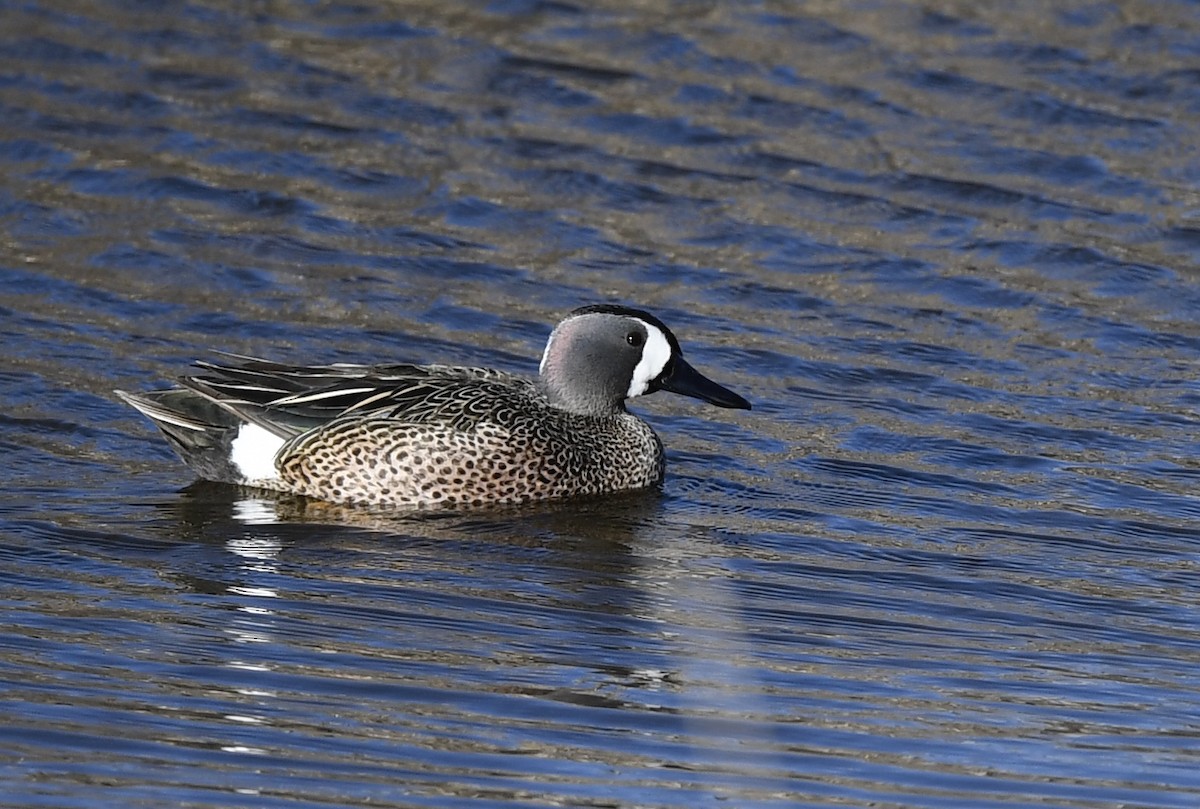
[117,304,750,508]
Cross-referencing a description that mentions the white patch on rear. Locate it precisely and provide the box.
[627,323,672,398]
[230,423,285,482]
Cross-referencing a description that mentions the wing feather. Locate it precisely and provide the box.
[178,355,541,437]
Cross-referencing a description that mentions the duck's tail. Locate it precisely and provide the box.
[116,389,246,484]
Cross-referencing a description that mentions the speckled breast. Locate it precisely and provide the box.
[273,409,665,508]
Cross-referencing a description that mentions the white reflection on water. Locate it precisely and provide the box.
[233,498,283,526]
[225,533,281,647]
[632,529,787,793]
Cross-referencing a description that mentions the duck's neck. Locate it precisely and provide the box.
[538,376,626,417]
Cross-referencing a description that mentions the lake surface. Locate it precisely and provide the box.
[3,1,1200,806]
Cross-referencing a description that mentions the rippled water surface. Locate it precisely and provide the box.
[4,1,1200,806]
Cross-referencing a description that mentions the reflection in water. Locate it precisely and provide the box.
[225,531,279,650]
[231,499,286,527]
[222,548,277,750]
[630,528,793,794]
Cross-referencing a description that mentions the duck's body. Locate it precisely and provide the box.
[118,305,749,508]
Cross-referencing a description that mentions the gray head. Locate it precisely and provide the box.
[538,304,751,416]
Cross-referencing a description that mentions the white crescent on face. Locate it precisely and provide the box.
[626,323,672,399]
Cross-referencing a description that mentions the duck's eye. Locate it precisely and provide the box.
[626,331,645,347]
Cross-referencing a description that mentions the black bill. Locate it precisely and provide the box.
[654,357,751,410]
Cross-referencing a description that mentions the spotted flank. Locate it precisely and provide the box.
[117,304,751,508]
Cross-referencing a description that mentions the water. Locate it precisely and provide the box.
[3,0,1200,806]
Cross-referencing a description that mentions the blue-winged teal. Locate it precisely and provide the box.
[117,304,750,507]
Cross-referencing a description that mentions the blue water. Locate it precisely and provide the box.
[3,1,1200,806]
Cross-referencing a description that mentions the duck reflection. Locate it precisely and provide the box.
[146,482,705,720]
[151,480,663,607]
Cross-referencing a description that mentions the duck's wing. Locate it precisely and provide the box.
[181,355,538,437]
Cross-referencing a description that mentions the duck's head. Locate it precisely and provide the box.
[539,304,751,417]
